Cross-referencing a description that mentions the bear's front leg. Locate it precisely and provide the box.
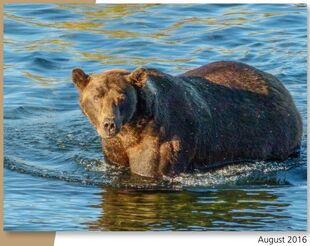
[126,135,160,178]
[158,136,185,177]
[127,135,183,178]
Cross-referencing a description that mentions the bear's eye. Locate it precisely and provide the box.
[93,95,100,102]
[118,94,126,102]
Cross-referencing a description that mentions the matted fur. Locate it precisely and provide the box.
[72,61,302,178]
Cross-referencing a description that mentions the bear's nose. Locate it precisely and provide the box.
[103,118,116,135]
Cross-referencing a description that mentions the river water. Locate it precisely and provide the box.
[4,4,307,231]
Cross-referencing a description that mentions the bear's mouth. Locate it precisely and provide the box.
[100,127,120,139]
[103,132,118,139]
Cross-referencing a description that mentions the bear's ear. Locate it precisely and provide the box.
[127,68,148,88]
[72,68,90,91]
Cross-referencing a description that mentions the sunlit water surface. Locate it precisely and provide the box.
[4,4,307,231]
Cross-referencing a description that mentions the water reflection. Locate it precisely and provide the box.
[78,4,157,20]
[76,51,192,66]
[88,187,290,231]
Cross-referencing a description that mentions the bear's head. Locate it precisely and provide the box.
[72,67,149,139]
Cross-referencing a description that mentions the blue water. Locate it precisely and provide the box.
[4,4,307,231]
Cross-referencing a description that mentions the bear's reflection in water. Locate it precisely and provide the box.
[87,187,289,231]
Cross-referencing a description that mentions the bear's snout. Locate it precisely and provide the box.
[102,118,117,137]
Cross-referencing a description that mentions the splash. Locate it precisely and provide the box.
[169,161,295,187]
[4,154,303,189]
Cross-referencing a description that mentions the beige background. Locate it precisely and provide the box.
[0,1,95,245]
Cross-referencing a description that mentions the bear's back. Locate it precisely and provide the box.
[179,61,281,96]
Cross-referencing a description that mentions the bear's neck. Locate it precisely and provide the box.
[116,116,159,149]
[132,82,171,134]
[132,86,153,119]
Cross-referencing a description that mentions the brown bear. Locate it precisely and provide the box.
[72,61,302,178]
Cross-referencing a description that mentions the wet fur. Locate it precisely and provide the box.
[73,61,302,178]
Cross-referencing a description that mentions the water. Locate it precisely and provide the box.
[4,4,307,231]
